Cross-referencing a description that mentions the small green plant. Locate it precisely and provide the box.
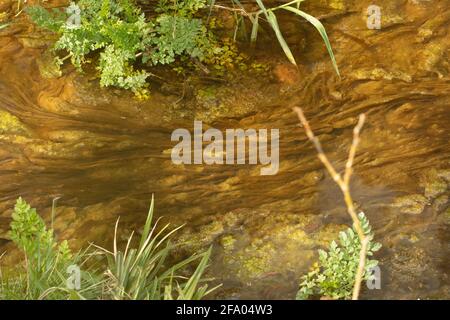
[156,0,208,17]
[4,197,99,299]
[226,0,339,76]
[27,1,154,98]
[146,14,206,65]
[297,212,381,300]
[25,0,226,98]
[255,0,339,76]
[26,0,340,97]
[98,195,218,300]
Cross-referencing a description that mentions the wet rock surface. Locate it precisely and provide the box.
[0,0,449,299]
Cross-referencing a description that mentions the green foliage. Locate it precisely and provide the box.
[9,197,55,256]
[98,45,150,99]
[202,37,247,73]
[0,272,27,300]
[252,0,340,76]
[98,195,217,300]
[27,1,153,97]
[157,0,208,17]
[26,6,67,32]
[1,197,217,300]
[26,0,218,98]
[5,197,99,299]
[297,212,382,300]
[26,0,340,96]
[146,15,205,65]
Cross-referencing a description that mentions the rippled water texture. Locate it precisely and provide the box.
[0,0,449,299]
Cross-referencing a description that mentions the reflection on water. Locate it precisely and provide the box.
[0,0,449,299]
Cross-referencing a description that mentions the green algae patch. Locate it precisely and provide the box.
[176,207,350,284]
[0,110,28,135]
[220,234,236,252]
[235,242,277,281]
[443,207,450,225]
[320,0,346,10]
[37,51,62,79]
[420,169,448,199]
[392,194,428,215]
[218,222,346,283]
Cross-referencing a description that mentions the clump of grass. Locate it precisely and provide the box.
[1,197,100,299]
[0,196,217,300]
[215,0,340,76]
[256,0,339,75]
[98,195,218,300]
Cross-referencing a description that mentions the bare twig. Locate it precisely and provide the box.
[293,107,368,300]
[213,5,253,17]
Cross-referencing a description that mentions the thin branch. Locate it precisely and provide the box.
[213,5,253,17]
[353,236,369,300]
[293,106,368,300]
[343,114,365,186]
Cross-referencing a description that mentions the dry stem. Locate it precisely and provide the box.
[293,107,368,300]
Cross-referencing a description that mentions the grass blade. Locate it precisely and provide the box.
[267,11,297,65]
[256,0,297,65]
[282,6,340,76]
[250,13,260,43]
[139,194,154,249]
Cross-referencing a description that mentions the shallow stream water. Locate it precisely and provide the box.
[0,0,448,299]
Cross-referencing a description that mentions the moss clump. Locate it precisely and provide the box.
[392,194,428,215]
[0,110,28,135]
[177,220,225,253]
[220,235,236,252]
[236,242,276,281]
[421,169,448,199]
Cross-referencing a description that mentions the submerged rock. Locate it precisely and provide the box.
[392,194,428,215]
[175,205,347,290]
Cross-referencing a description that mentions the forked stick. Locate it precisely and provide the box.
[293,107,369,300]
